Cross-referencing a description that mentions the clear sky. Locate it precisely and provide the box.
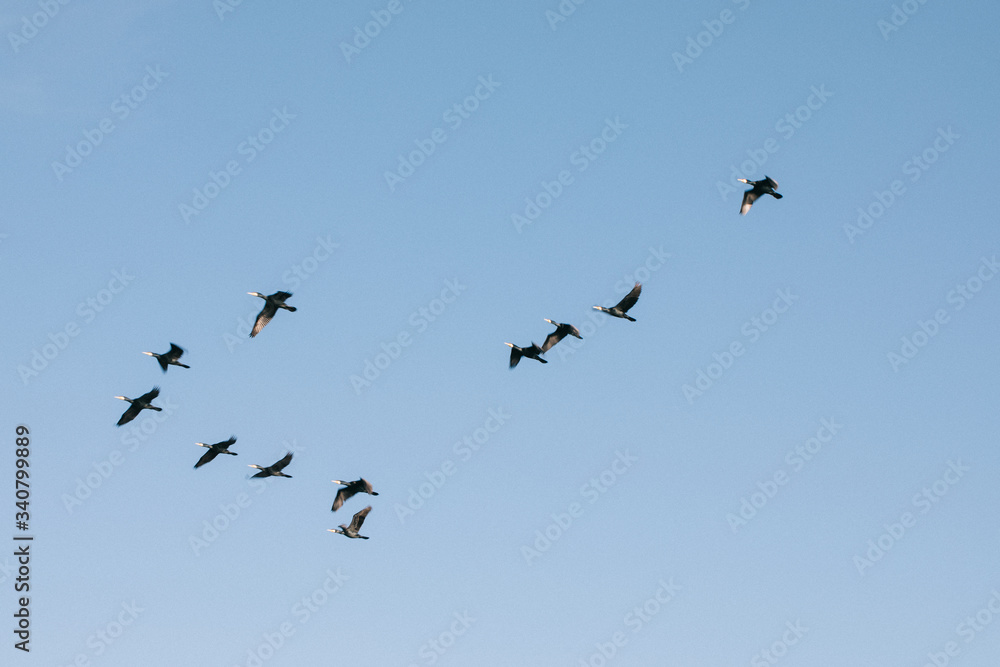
[3,1,999,665]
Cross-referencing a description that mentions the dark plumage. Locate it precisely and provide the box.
[142,343,189,372]
[248,452,294,478]
[115,387,162,426]
[737,176,782,215]
[328,505,372,539]
[593,282,642,322]
[505,342,548,368]
[248,291,296,338]
[540,319,582,353]
[194,436,238,469]
[330,478,379,512]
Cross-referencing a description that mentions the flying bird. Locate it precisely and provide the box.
[540,319,582,353]
[248,291,296,338]
[505,342,548,368]
[330,478,379,512]
[115,387,161,426]
[737,176,782,215]
[593,282,642,322]
[142,343,189,372]
[248,452,294,478]
[328,505,372,539]
[193,436,238,469]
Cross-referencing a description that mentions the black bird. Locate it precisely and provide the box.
[142,343,189,372]
[593,282,642,322]
[737,176,782,215]
[540,319,582,353]
[330,478,379,512]
[247,291,296,338]
[115,387,162,426]
[248,452,293,478]
[193,436,238,469]
[328,505,372,539]
[505,342,548,368]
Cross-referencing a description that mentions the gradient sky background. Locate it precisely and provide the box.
[3,1,1000,665]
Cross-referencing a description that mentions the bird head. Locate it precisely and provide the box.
[737,178,750,184]
[247,292,265,298]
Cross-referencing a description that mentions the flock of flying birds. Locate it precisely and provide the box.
[113,290,379,539]
[110,176,782,541]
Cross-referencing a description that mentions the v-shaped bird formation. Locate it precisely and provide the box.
[110,176,782,542]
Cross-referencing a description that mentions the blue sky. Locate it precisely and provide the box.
[3,1,1000,665]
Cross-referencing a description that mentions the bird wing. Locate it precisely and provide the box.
[168,343,185,361]
[508,345,523,368]
[139,386,161,403]
[332,486,355,512]
[155,354,169,372]
[614,283,642,313]
[272,291,293,303]
[218,436,237,449]
[351,506,372,531]
[117,404,141,426]
[360,478,375,494]
[250,302,278,337]
[740,189,759,215]
[194,449,219,469]
[540,329,566,353]
[271,452,293,471]
[764,176,779,189]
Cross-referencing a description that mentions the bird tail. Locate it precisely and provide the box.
[624,315,636,322]
[177,362,190,369]
[371,491,379,496]
[151,406,163,411]
[285,306,297,312]
[771,193,783,199]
